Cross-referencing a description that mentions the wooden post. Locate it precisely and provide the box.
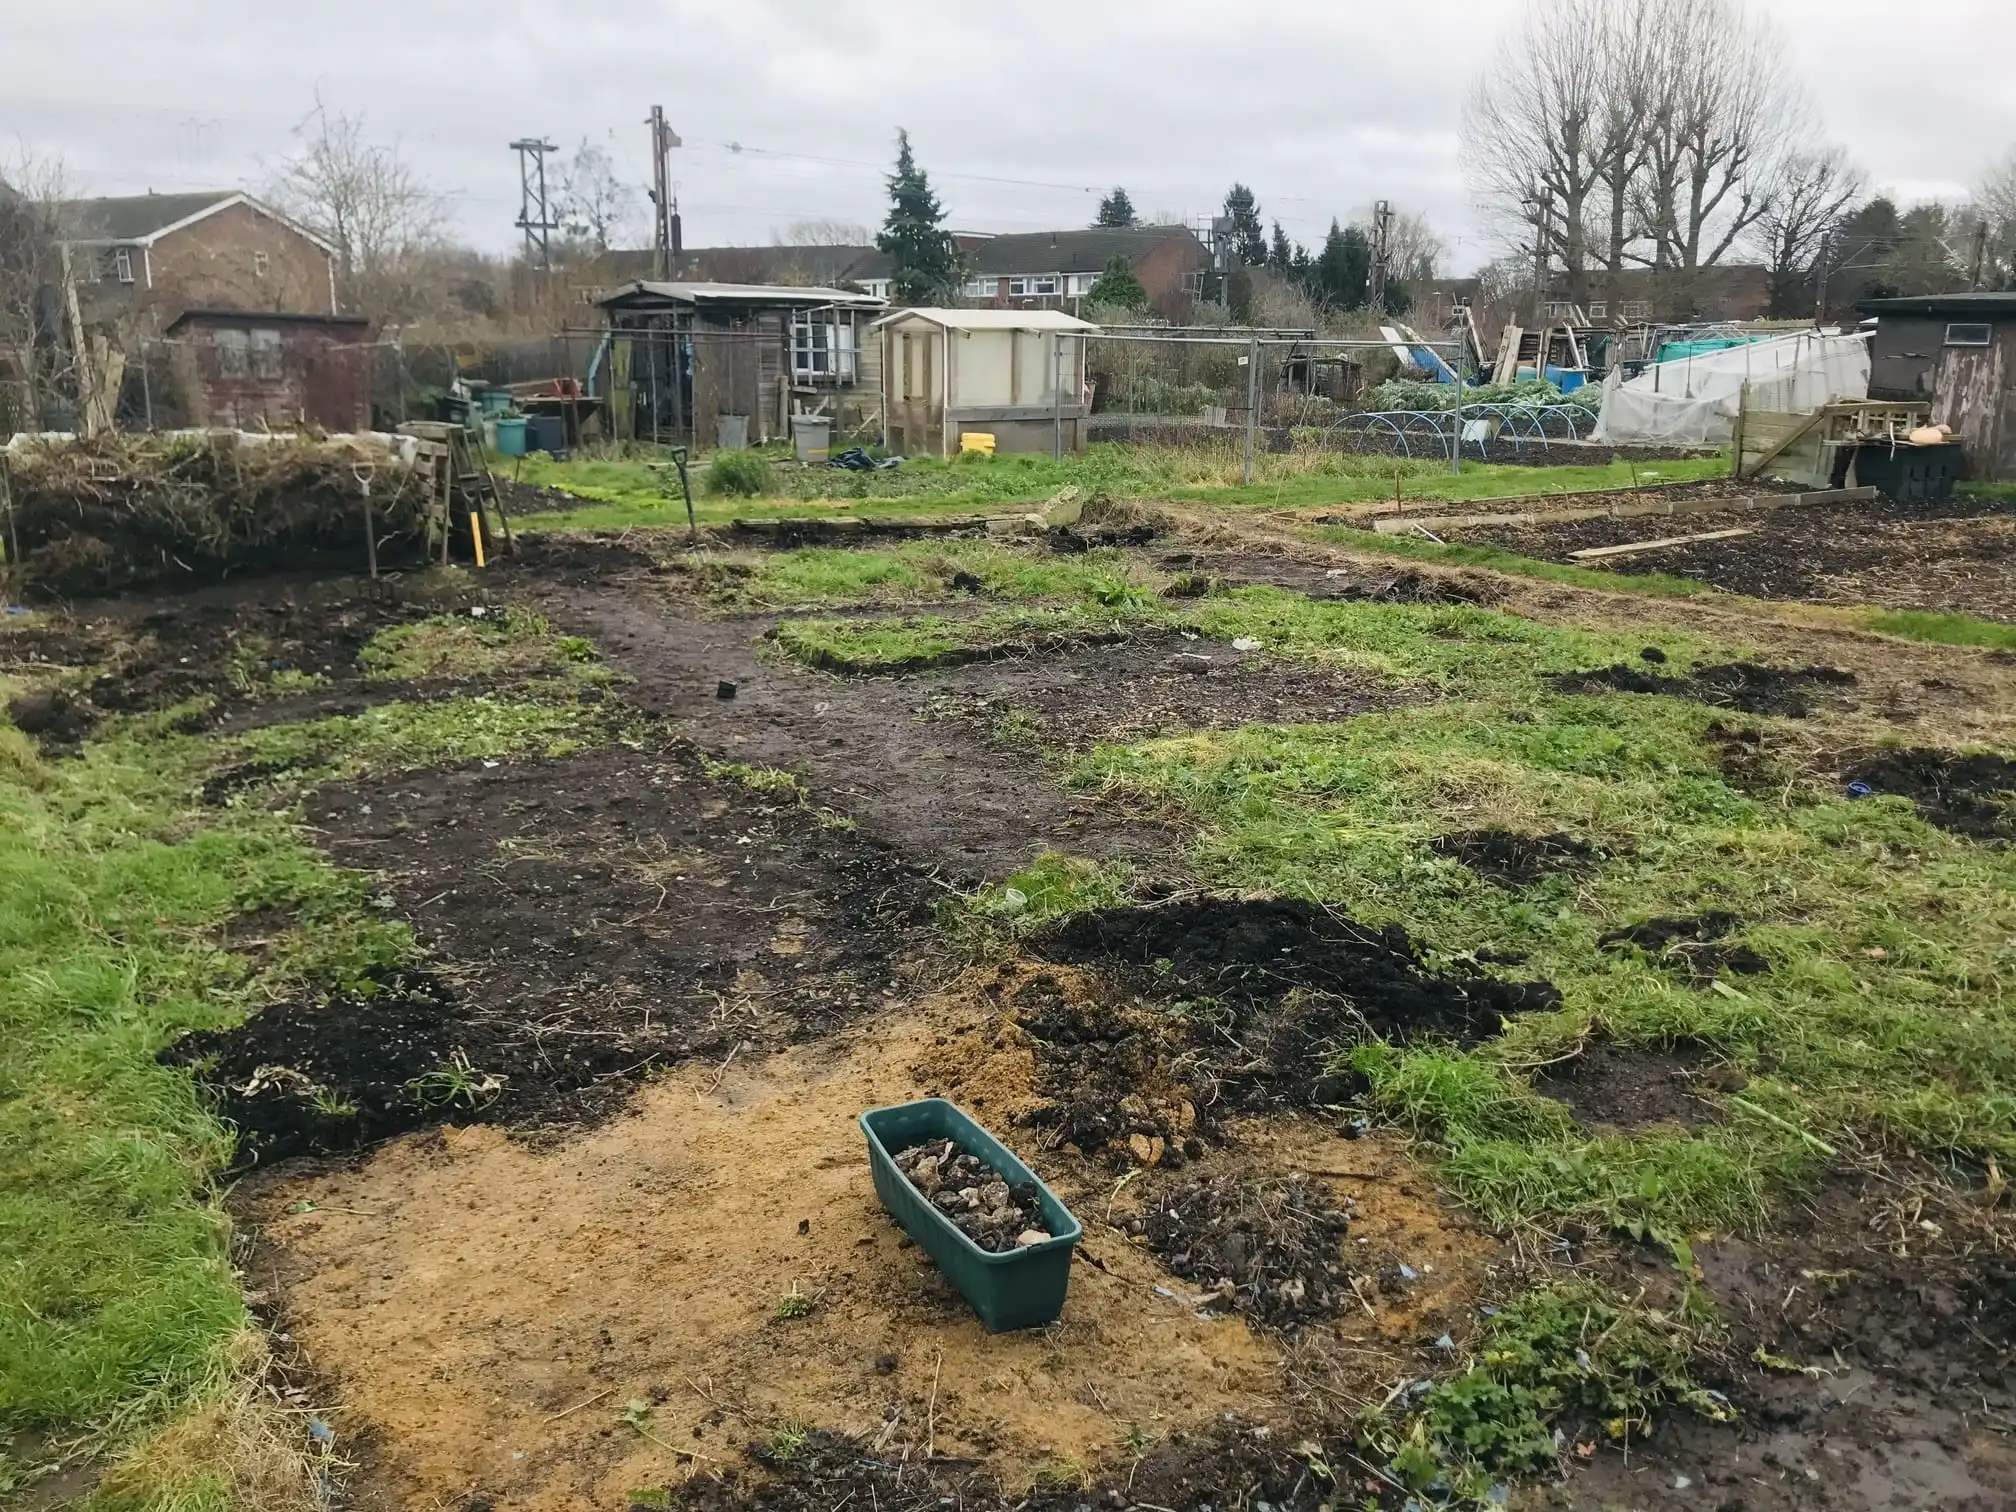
[1731,381,1749,479]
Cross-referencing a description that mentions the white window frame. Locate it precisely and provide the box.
[1541,300,1576,321]
[253,250,270,279]
[791,308,857,384]
[1945,322,1992,347]
[114,247,135,283]
[1588,301,1608,319]
[1620,300,1653,321]
[1009,274,1060,297]
[963,276,997,298]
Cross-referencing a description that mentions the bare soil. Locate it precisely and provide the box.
[1445,493,2016,622]
[20,513,2015,1512]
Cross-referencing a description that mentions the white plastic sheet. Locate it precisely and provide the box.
[1592,331,1870,446]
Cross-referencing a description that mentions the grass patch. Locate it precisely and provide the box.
[226,695,622,790]
[1855,608,2016,650]
[671,541,1167,612]
[0,720,411,1500]
[962,851,1134,934]
[770,604,1139,674]
[513,447,1731,531]
[1072,689,2016,1233]
[357,607,599,681]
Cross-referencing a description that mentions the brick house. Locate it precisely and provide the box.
[56,191,339,324]
[1537,264,1772,325]
[49,191,359,430]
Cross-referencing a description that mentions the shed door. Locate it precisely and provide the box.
[1933,339,2007,475]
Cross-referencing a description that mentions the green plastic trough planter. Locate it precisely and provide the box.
[859,1097,1083,1332]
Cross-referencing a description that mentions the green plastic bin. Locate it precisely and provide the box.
[859,1098,1081,1331]
[493,416,529,457]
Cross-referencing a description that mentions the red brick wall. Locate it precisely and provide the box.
[148,201,334,316]
[171,318,369,431]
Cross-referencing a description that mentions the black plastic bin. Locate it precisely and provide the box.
[859,1098,1082,1331]
[1839,441,1963,502]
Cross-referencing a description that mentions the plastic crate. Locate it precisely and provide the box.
[859,1098,1081,1332]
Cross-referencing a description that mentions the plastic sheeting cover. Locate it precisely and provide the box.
[1593,331,1870,446]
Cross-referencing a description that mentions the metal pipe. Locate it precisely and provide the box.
[1242,330,1259,484]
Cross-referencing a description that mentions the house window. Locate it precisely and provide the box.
[862,279,890,299]
[1009,275,1060,297]
[791,309,857,383]
[1588,301,1608,319]
[113,247,134,283]
[253,251,270,279]
[1945,323,1992,347]
[214,328,249,379]
[1620,300,1653,321]
[1541,300,1576,320]
[250,328,284,381]
[964,276,997,298]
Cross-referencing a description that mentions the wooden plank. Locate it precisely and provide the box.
[1568,527,1756,561]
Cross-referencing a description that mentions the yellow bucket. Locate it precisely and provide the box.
[959,431,997,455]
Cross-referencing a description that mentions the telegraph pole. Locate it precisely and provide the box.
[510,137,560,273]
[646,107,681,279]
[1368,199,1394,316]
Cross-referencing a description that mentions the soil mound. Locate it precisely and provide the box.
[1844,747,2016,840]
[1431,827,1595,885]
[1032,896,1560,1040]
[1552,660,1856,716]
[163,967,510,1163]
[1130,1174,1355,1328]
[1599,912,1770,981]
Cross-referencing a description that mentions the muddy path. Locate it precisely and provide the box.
[533,575,1392,885]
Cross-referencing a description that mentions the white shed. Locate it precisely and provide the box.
[871,308,1097,458]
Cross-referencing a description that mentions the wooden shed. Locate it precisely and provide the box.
[597,281,886,446]
[872,308,1095,457]
[1860,293,2016,479]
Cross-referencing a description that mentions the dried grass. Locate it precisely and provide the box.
[3,433,430,597]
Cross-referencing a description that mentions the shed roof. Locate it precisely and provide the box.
[597,280,886,311]
[165,308,371,334]
[870,308,1098,333]
[1856,293,2016,318]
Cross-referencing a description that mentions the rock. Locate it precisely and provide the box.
[1016,1229,1049,1248]
[873,1353,899,1374]
[1230,637,1262,652]
[1168,652,1213,674]
[949,570,983,592]
[978,1179,1010,1210]
[1128,1132,1164,1165]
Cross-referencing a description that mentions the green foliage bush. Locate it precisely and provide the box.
[705,450,773,498]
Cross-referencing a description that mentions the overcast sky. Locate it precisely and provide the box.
[9,0,2014,273]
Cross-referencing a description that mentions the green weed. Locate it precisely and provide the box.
[227,695,617,790]
[705,450,772,498]
[1386,1283,1730,1486]
[401,1052,505,1111]
[358,608,592,682]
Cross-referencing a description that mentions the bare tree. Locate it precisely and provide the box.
[1966,146,2016,287]
[555,138,638,256]
[1465,0,1658,307]
[0,151,87,432]
[269,96,447,324]
[1747,145,1865,315]
[776,217,872,247]
[1630,0,1800,276]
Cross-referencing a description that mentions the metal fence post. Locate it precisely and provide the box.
[1242,330,1259,484]
[1451,338,1464,476]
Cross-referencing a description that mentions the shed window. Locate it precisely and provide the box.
[113,248,134,283]
[214,328,249,379]
[1945,323,1992,347]
[250,328,283,381]
[791,310,856,383]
